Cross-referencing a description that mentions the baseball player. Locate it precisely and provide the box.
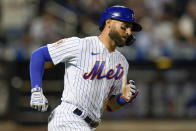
[30,5,142,131]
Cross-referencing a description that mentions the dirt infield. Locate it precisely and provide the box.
[97,120,196,131]
[0,120,196,131]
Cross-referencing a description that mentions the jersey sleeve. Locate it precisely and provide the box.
[111,59,129,96]
[47,37,80,65]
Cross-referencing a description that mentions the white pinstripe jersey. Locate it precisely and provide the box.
[47,36,129,121]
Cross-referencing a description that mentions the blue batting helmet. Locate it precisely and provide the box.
[99,5,142,32]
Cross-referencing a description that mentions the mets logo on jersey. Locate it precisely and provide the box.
[83,61,124,80]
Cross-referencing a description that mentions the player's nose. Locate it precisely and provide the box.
[126,28,132,36]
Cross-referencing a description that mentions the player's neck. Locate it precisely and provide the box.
[99,33,116,53]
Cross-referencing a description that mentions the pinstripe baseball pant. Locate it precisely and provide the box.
[48,102,96,131]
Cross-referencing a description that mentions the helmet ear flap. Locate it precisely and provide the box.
[126,34,136,46]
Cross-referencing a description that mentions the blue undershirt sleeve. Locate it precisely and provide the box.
[30,46,52,89]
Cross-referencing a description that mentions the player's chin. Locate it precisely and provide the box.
[116,41,126,47]
[116,39,126,47]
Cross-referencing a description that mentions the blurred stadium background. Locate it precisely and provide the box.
[0,0,196,130]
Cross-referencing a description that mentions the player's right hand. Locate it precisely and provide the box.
[30,86,48,112]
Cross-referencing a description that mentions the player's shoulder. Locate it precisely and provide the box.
[60,36,98,48]
[54,36,97,45]
[80,36,98,42]
[79,36,100,47]
[50,37,80,47]
[64,36,81,42]
[65,36,98,43]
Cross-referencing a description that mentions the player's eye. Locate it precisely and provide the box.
[120,26,126,31]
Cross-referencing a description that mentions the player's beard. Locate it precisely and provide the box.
[109,28,126,47]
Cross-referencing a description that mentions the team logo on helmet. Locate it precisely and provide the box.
[132,13,136,20]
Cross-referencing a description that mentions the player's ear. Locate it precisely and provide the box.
[105,19,112,28]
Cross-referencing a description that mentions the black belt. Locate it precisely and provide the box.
[73,108,99,128]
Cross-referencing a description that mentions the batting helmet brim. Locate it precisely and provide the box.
[99,19,142,32]
[111,18,142,32]
[114,19,142,32]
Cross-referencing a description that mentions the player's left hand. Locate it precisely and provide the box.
[30,87,48,112]
[127,80,138,99]
[121,76,139,102]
